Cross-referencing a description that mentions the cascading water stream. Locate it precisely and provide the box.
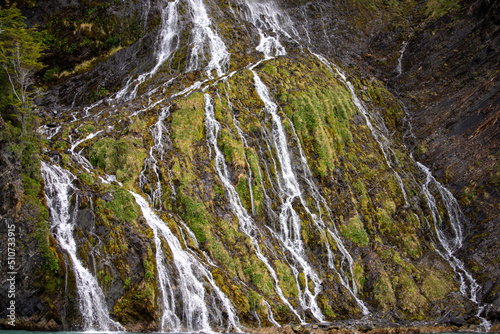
[264,300,281,327]
[252,68,369,315]
[312,52,490,329]
[132,98,239,331]
[131,191,240,332]
[204,93,304,323]
[186,0,230,77]
[235,0,297,58]
[312,53,409,207]
[251,71,328,321]
[41,162,124,332]
[114,0,181,101]
[221,81,256,214]
[396,41,408,76]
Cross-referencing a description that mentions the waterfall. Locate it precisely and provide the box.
[134,99,239,331]
[396,41,408,76]
[151,224,181,331]
[70,130,103,153]
[235,0,297,58]
[116,0,229,101]
[221,80,256,214]
[417,162,491,331]
[41,162,124,331]
[115,0,181,101]
[131,191,240,332]
[204,93,304,323]
[284,106,367,305]
[264,300,281,327]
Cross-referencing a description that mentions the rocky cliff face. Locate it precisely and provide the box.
[0,0,498,332]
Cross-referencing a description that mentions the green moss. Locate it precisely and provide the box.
[206,236,236,275]
[103,187,141,222]
[243,254,274,296]
[353,261,366,291]
[377,208,396,236]
[35,219,59,273]
[127,119,147,134]
[245,150,264,214]
[275,260,298,299]
[214,184,225,197]
[113,281,156,324]
[219,127,247,168]
[341,215,369,246]
[425,0,461,19]
[404,234,422,259]
[373,271,395,310]
[79,123,96,134]
[177,190,210,245]
[55,141,68,150]
[318,293,336,319]
[236,177,251,211]
[394,273,429,319]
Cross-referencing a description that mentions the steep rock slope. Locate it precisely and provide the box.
[387,0,500,320]
[0,0,498,332]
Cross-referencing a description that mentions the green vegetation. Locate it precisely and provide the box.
[341,215,369,246]
[424,0,461,20]
[102,187,141,222]
[373,271,396,310]
[243,254,274,296]
[0,6,56,278]
[275,260,298,299]
[421,272,453,301]
[394,272,429,320]
[39,1,146,80]
[78,172,94,185]
[171,92,205,160]
[34,219,59,273]
[1,5,46,135]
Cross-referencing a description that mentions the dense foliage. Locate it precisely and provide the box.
[0,5,56,271]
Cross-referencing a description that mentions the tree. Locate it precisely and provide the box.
[0,5,45,136]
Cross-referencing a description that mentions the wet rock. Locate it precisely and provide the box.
[102,192,114,202]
